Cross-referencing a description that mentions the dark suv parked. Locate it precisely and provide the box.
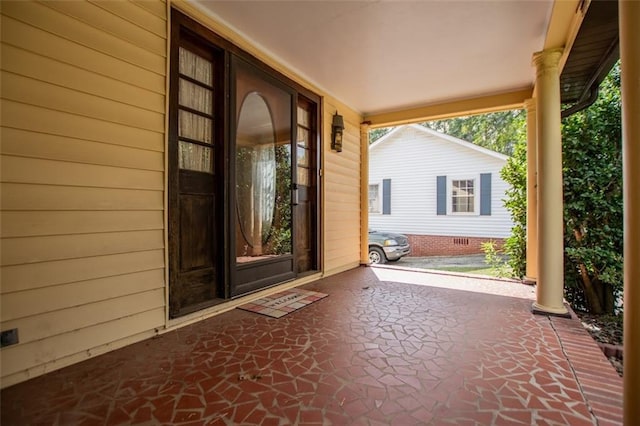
[368,230,411,264]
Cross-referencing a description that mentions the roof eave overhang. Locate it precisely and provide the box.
[364,88,532,129]
[559,0,620,114]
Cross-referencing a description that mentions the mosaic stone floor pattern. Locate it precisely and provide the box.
[1,266,623,425]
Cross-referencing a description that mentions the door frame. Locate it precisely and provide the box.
[168,9,323,312]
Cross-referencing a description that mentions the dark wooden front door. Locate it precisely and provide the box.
[169,10,322,311]
[168,24,224,318]
[231,56,296,296]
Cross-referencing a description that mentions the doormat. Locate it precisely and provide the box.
[237,288,328,318]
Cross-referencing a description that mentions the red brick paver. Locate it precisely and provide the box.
[1,266,622,425]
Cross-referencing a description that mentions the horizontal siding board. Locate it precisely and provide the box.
[1,156,163,190]
[1,128,164,171]
[1,249,165,293]
[322,102,362,275]
[1,183,163,211]
[325,241,360,253]
[1,16,165,93]
[42,1,166,56]
[1,211,164,238]
[325,201,360,214]
[1,269,165,321]
[325,231,361,244]
[130,0,167,20]
[1,289,165,344]
[0,308,164,377]
[323,191,361,204]
[2,1,165,74]
[324,182,360,196]
[0,0,169,387]
[324,250,359,263]
[1,100,164,152]
[1,45,165,113]
[324,164,360,182]
[2,72,164,131]
[89,0,167,37]
[1,230,164,266]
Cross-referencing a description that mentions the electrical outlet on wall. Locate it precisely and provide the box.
[1,329,19,348]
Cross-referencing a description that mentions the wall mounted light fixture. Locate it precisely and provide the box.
[331,112,345,152]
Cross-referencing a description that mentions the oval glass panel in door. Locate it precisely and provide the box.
[236,92,276,255]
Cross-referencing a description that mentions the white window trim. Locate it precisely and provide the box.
[448,175,480,216]
[368,183,382,214]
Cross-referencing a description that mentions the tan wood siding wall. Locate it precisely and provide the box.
[0,0,167,387]
[322,98,363,274]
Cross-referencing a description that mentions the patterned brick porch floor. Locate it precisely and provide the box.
[1,266,623,425]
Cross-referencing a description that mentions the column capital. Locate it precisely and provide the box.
[524,98,536,112]
[532,48,564,71]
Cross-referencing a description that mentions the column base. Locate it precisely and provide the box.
[523,276,537,286]
[532,302,571,318]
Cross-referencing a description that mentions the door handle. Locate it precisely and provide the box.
[292,183,299,206]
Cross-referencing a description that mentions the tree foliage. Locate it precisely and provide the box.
[424,110,526,156]
[369,127,392,144]
[561,63,623,314]
[500,139,528,278]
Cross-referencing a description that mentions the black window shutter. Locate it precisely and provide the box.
[480,173,491,215]
[382,179,391,215]
[437,175,446,215]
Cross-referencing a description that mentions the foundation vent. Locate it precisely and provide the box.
[453,238,469,245]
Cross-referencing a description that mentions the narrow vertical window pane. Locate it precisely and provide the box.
[179,47,212,85]
[179,79,212,114]
[297,127,309,148]
[368,184,379,213]
[179,110,213,144]
[179,141,213,173]
[297,167,309,187]
[297,146,309,167]
[297,106,309,127]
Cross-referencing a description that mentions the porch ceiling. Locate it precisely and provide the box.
[193,1,554,116]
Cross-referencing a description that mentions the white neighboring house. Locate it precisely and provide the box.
[368,124,514,256]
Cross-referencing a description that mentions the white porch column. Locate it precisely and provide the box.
[532,49,568,315]
[360,122,371,265]
[620,1,640,421]
[525,99,538,284]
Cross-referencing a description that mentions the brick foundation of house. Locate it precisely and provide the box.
[406,234,505,257]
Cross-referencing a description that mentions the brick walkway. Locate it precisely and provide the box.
[1,266,623,425]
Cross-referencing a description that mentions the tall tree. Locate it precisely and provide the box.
[424,110,526,156]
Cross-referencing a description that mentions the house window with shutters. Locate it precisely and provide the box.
[437,173,491,216]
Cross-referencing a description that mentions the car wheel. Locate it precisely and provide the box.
[368,247,386,264]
